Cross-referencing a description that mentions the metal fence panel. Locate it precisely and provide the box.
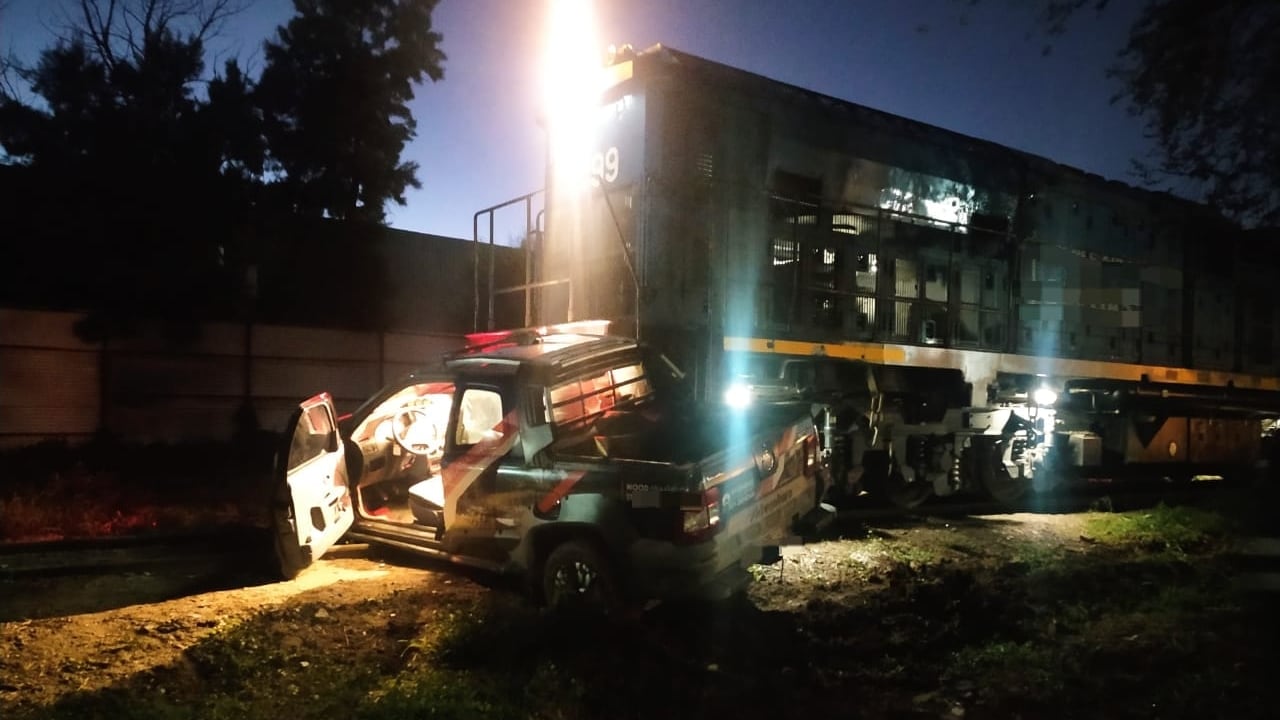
[0,309,463,446]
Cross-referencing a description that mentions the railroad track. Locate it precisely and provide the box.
[0,527,292,622]
[0,482,1267,600]
[0,484,1256,577]
[0,483,1273,623]
[0,527,267,580]
[831,480,1254,523]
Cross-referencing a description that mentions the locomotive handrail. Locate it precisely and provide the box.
[472,190,545,331]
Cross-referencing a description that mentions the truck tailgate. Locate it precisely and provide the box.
[703,413,818,559]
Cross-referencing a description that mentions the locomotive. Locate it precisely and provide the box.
[477,44,1280,506]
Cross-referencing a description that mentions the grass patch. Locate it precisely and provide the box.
[357,667,531,720]
[1010,541,1068,569]
[943,552,1254,717]
[947,640,1068,698]
[0,438,269,542]
[849,536,943,568]
[409,599,608,716]
[1081,503,1229,554]
[0,473,248,542]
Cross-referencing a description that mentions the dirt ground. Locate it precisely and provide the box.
[0,550,459,697]
[1,506,1275,720]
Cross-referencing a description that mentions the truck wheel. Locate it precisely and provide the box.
[542,540,618,613]
[271,478,310,580]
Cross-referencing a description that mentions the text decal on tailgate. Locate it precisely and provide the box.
[724,484,797,543]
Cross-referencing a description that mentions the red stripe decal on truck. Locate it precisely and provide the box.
[536,471,588,514]
[441,410,520,525]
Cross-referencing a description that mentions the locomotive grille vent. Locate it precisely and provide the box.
[695,152,715,180]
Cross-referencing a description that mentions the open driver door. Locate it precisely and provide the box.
[272,392,355,579]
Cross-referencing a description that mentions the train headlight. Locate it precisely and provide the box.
[1032,386,1058,407]
[724,382,754,409]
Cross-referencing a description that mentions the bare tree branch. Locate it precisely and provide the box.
[195,0,242,43]
[0,50,17,102]
[63,0,246,68]
[0,0,14,99]
[77,0,120,69]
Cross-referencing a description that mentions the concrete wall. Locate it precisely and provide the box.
[0,308,462,448]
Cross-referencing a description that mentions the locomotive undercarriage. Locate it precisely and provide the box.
[758,356,1278,509]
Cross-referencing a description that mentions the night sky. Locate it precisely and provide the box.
[2,0,1149,242]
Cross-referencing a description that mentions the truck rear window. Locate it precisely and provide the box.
[548,362,651,434]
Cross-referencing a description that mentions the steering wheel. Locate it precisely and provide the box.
[392,407,443,456]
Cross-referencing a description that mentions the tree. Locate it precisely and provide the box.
[0,2,18,101]
[0,0,243,175]
[1111,1,1279,227]
[0,0,250,337]
[1,0,448,334]
[1016,0,1280,227]
[256,0,446,223]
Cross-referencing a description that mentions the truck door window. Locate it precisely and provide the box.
[455,387,506,446]
[289,403,336,470]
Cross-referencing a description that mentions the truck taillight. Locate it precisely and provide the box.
[804,433,819,477]
[678,485,721,543]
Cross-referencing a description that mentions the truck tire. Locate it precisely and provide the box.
[542,540,619,613]
[271,478,311,581]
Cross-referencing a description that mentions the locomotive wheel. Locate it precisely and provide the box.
[981,439,1031,506]
[864,454,933,509]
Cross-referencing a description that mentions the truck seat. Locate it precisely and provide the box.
[408,475,445,527]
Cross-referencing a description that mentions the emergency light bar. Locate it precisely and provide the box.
[462,319,613,352]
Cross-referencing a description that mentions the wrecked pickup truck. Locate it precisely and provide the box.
[272,324,833,608]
